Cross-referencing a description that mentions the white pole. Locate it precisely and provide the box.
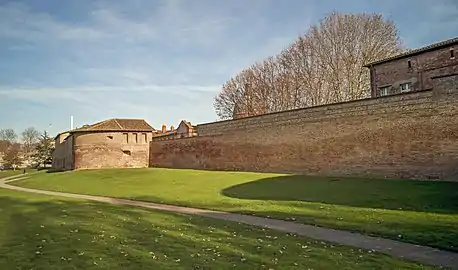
[70,116,74,130]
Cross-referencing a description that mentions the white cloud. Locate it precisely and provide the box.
[0,3,105,43]
[0,0,301,88]
[0,1,239,48]
[0,0,314,133]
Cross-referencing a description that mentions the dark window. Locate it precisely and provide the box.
[122,150,131,156]
[123,133,128,143]
[407,60,412,68]
[379,86,390,96]
[400,82,412,92]
[451,49,455,59]
[107,135,113,140]
[133,133,138,143]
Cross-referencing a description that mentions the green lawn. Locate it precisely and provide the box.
[0,189,436,269]
[0,168,38,179]
[12,168,458,252]
[0,170,23,179]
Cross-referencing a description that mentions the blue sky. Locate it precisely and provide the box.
[0,0,457,137]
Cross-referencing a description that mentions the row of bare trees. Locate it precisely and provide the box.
[214,12,404,119]
[0,127,52,169]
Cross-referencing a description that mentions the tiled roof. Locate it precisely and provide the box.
[114,119,155,131]
[55,118,155,139]
[73,119,120,131]
[364,36,458,67]
[75,118,155,132]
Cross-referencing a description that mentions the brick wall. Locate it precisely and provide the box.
[52,133,74,170]
[74,131,151,170]
[432,73,458,95]
[150,84,458,180]
[371,44,457,97]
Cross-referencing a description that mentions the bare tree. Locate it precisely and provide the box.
[214,12,404,119]
[0,140,10,154]
[214,69,259,120]
[304,12,403,102]
[280,36,333,107]
[0,128,17,154]
[3,143,21,170]
[21,127,40,157]
[0,129,17,142]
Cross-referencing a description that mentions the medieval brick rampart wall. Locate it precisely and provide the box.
[150,76,458,180]
[74,131,152,169]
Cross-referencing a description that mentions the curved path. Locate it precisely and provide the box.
[1,175,457,269]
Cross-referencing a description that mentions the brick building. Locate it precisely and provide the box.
[152,120,197,141]
[53,118,155,171]
[365,37,457,97]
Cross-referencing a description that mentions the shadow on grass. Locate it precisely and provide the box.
[221,175,458,214]
[0,195,267,269]
[0,193,432,270]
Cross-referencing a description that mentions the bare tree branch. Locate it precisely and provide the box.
[214,12,403,119]
[22,127,40,157]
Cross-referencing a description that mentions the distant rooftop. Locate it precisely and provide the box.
[364,36,458,67]
[55,118,155,139]
[73,118,155,132]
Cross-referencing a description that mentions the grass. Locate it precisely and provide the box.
[0,188,437,269]
[12,168,458,252]
[0,168,38,179]
[0,169,23,179]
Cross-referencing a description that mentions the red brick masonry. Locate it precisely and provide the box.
[150,77,458,180]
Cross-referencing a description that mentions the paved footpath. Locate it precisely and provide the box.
[1,175,457,269]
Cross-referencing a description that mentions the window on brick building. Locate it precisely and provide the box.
[407,60,412,68]
[379,86,390,97]
[122,150,131,156]
[133,133,138,143]
[400,82,412,93]
[143,133,147,143]
[123,133,128,143]
[451,49,455,59]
